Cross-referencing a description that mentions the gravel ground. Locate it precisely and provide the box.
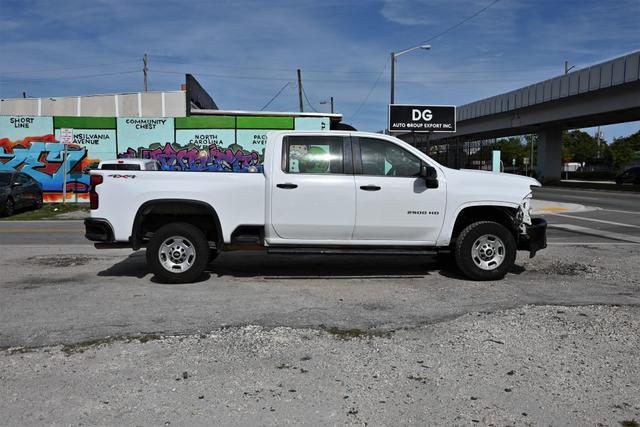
[2,304,639,426]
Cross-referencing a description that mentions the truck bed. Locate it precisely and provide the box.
[90,170,266,242]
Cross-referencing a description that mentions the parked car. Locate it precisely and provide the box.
[0,171,44,216]
[615,167,640,185]
[98,159,160,171]
[85,131,547,283]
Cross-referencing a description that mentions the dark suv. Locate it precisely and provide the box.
[0,171,44,216]
[615,167,640,185]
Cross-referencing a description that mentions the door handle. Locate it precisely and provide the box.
[359,185,381,191]
[276,183,298,189]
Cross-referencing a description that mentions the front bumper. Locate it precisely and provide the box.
[84,218,115,242]
[517,218,547,258]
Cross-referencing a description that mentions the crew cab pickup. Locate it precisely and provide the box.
[85,131,547,283]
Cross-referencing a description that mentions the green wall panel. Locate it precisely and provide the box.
[237,116,294,129]
[53,116,116,129]
[175,116,235,129]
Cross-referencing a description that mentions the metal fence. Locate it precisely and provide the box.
[408,134,498,170]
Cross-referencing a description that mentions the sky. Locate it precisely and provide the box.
[1,0,639,142]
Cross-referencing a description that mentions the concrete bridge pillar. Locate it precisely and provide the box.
[536,127,562,183]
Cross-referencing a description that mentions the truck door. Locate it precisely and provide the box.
[352,137,446,243]
[270,135,356,240]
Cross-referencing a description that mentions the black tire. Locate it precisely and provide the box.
[208,249,220,263]
[454,221,516,281]
[34,194,43,209]
[2,198,15,217]
[146,222,209,284]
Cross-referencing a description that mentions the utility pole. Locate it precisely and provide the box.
[296,69,303,112]
[321,97,335,113]
[143,53,149,92]
[530,135,534,176]
[564,60,575,75]
[390,52,395,105]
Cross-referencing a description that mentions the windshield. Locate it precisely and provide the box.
[0,174,12,186]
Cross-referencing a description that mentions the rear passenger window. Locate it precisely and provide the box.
[283,136,344,174]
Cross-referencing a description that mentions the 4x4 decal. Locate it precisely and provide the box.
[107,174,136,179]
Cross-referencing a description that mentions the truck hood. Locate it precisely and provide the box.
[442,167,540,206]
[458,168,541,188]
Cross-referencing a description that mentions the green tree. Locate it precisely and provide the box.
[562,130,600,165]
[608,130,640,168]
[609,137,636,167]
[495,137,527,166]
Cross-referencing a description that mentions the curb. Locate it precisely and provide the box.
[530,199,595,215]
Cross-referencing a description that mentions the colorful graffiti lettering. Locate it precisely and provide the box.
[0,135,99,201]
[1,115,330,202]
[120,143,263,172]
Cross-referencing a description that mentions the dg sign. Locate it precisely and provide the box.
[388,104,456,133]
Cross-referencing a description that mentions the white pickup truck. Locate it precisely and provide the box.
[85,131,546,283]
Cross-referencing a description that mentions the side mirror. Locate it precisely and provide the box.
[420,164,439,189]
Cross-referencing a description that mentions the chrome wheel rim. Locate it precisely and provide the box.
[158,236,196,273]
[471,234,505,271]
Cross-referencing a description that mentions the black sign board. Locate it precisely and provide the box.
[388,104,456,133]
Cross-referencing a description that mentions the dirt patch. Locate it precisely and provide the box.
[61,334,162,356]
[323,326,392,340]
[543,261,599,276]
[28,255,106,268]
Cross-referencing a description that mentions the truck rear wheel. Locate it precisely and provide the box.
[454,221,516,281]
[146,222,209,284]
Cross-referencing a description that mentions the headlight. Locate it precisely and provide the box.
[519,193,533,226]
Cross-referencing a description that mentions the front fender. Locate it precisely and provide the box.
[436,200,520,246]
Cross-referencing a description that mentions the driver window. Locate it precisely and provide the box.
[360,138,421,177]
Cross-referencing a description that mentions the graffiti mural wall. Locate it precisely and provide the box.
[0,114,330,202]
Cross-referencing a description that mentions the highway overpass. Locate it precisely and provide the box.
[404,51,640,182]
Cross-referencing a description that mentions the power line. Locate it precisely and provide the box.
[260,81,292,111]
[150,55,558,75]
[148,68,531,84]
[399,0,501,52]
[0,60,139,75]
[0,70,140,84]
[349,57,390,121]
[301,85,318,112]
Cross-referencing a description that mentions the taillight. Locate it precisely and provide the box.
[89,174,103,209]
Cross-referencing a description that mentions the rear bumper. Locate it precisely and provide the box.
[84,218,115,242]
[517,218,547,258]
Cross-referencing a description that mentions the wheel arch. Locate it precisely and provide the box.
[130,198,223,251]
[448,203,519,244]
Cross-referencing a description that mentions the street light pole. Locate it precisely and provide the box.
[390,52,396,106]
[389,44,431,107]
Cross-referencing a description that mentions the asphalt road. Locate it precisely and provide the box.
[1,187,639,426]
[533,187,640,245]
[534,186,640,212]
[0,186,638,349]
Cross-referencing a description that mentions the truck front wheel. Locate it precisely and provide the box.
[454,221,516,281]
[146,222,209,284]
